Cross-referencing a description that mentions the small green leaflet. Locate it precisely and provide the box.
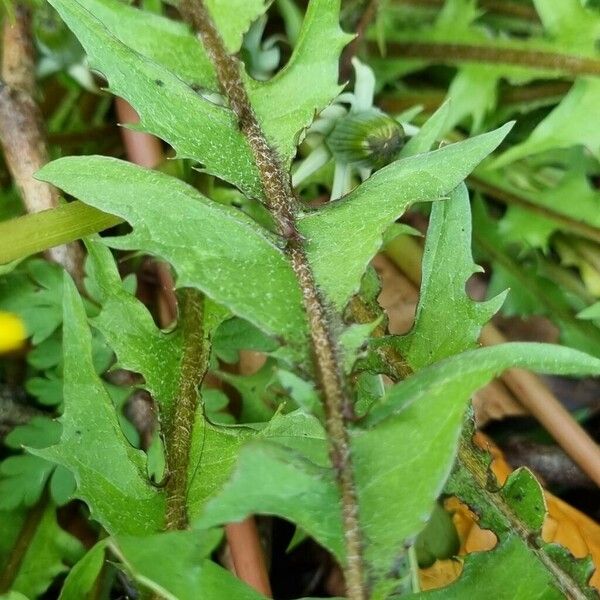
[110,530,265,600]
[6,503,84,599]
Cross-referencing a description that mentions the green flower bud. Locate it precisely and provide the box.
[326,108,405,169]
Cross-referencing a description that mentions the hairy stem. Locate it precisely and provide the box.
[370,41,600,77]
[164,288,207,530]
[178,2,366,596]
[0,3,84,282]
[117,100,272,591]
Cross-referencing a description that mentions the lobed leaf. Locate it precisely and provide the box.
[444,432,599,599]
[355,343,600,579]
[394,183,506,370]
[33,274,165,535]
[48,0,262,198]
[38,157,309,361]
[248,0,353,164]
[299,122,513,309]
[196,440,343,560]
[407,537,564,599]
[51,0,349,176]
[492,78,600,167]
[85,239,184,422]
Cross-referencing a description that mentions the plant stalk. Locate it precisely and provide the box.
[468,175,600,245]
[116,101,272,592]
[164,288,207,530]
[0,3,84,283]
[370,41,600,77]
[178,2,366,597]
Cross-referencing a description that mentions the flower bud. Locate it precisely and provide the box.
[326,108,405,169]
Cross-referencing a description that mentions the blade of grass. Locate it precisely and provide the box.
[0,202,122,264]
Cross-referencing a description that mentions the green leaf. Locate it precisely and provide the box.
[3,420,75,507]
[395,184,505,370]
[377,0,600,82]
[38,157,309,361]
[249,0,353,164]
[443,430,598,599]
[61,0,218,90]
[299,123,513,309]
[474,154,600,248]
[109,530,265,600]
[355,343,600,578]
[532,0,600,48]
[474,200,600,356]
[406,537,564,599]
[77,0,349,168]
[216,360,279,422]
[48,0,262,199]
[0,456,53,510]
[188,410,330,522]
[414,503,459,568]
[85,238,183,422]
[195,343,600,581]
[205,0,267,53]
[186,418,251,522]
[5,418,61,450]
[34,274,165,535]
[366,343,600,427]
[26,373,63,406]
[0,260,63,345]
[59,541,107,600]
[196,441,343,560]
[10,503,84,599]
[578,300,600,320]
[213,317,278,364]
[443,66,499,133]
[493,78,600,167]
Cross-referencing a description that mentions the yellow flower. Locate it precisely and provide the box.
[0,311,27,353]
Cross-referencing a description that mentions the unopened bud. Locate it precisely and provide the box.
[326,108,405,169]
